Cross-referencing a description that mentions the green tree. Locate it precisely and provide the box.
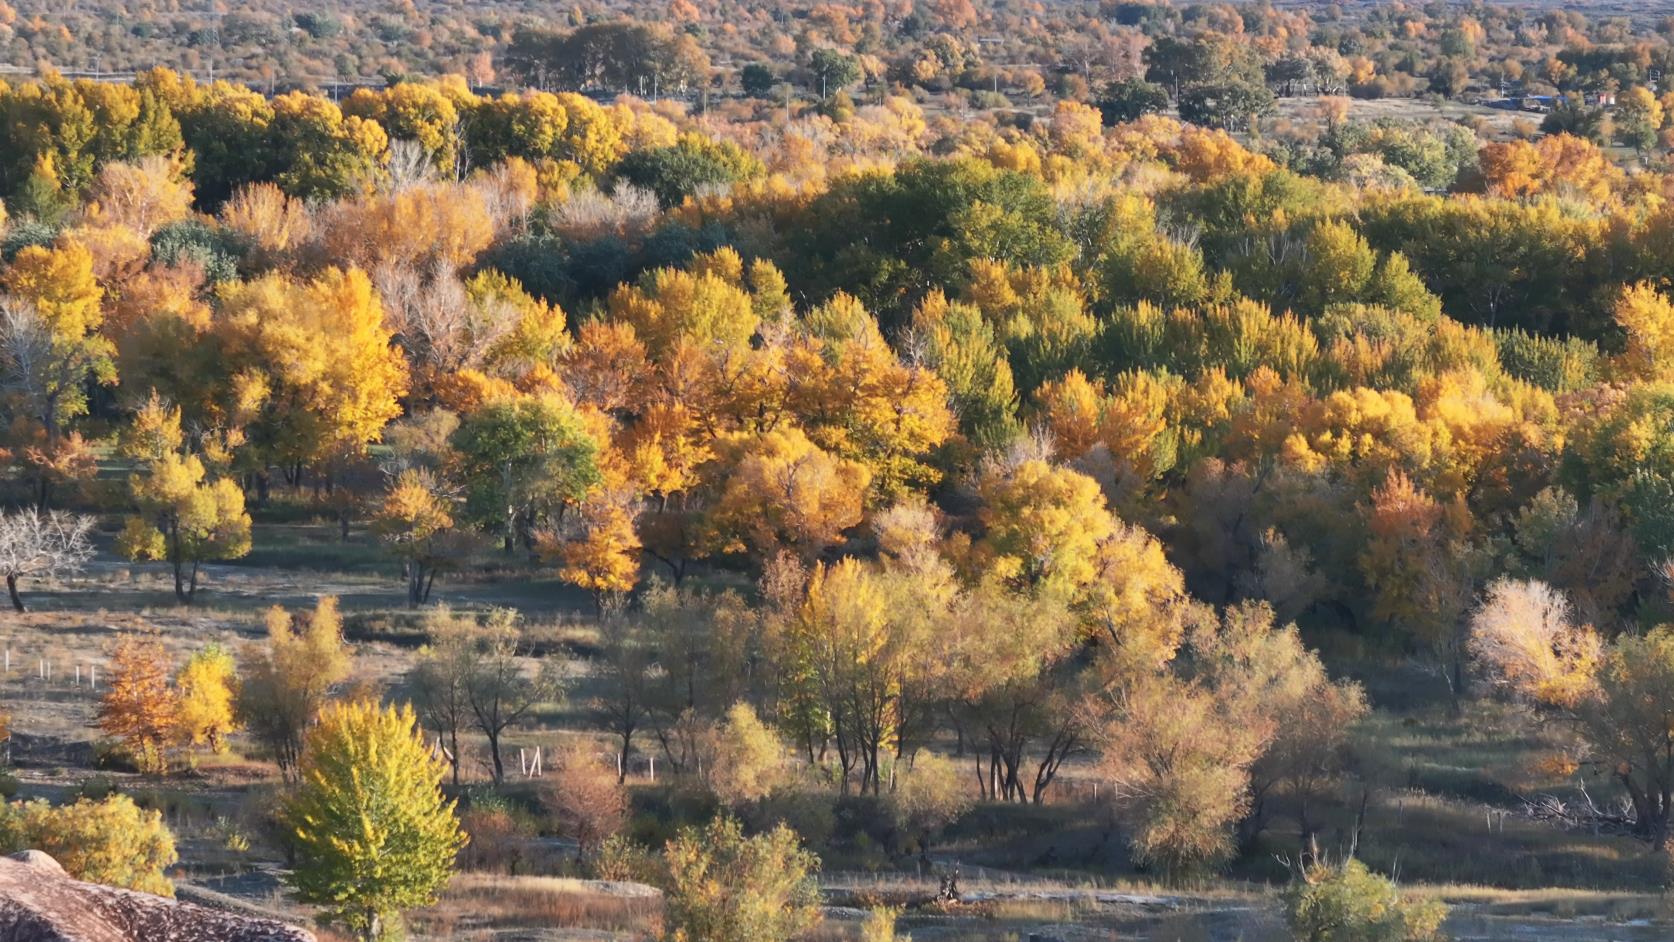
[809,48,862,98]
[449,393,601,552]
[1177,80,1275,131]
[614,133,763,209]
[1097,79,1170,125]
[740,64,777,98]
[283,700,465,942]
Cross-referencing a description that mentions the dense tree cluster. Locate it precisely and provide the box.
[9,16,1674,931]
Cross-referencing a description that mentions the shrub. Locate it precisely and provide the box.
[702,702,789,807]
[0,795,178,895]
[1284,859,1448,942]
[861,906,908,942]
[539,744,628,855]
[592,833,660,884]
[661,815,821,942]
[458,793,536,874]
[889,753,973,855]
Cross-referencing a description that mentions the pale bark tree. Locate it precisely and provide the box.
[0,508,95,612]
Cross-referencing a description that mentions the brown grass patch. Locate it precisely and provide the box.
[410,872,662,937]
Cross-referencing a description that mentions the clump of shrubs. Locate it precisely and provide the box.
[1284,859,1448,942]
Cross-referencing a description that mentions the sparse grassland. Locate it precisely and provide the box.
[2,511,1670,939]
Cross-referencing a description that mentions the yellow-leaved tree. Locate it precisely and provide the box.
[371,468,458,607]
[173,644,239,754]
[0,240,114,506]
[214,267,409,477]
[704,427,871,563]
[282,700,465,942]
[236,596,352,780]
[1610,282,1674,382]
[545,502,642,610]
[975,458,1115,600]
[115,396,251,604]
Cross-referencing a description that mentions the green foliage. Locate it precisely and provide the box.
[149,219,244,283]
[1097,79,1170,125]
[615,134,763,209]
[1284,860,1448,942]
[740,64,777,98]
[788,157,1074,329]
[1177,80,1276,131]
[448,394,602,546]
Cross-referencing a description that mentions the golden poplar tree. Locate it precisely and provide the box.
[173,644,239,754]
[282,700,465,942]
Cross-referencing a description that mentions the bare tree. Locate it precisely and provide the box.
[409,606,479,786]
[418,606,565,784]
[1468,578,1601,708]
[0,508,95,612]
[383,139,438,194]
[374,261,522,380]
[550,184,659,242]
[468,609,565,784]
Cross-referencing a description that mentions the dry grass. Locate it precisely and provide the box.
[1414,883,1666,919]
[409,871,662,938]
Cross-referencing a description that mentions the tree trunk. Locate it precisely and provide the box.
[486,727,505,784]
[449,727,461,787]
[6,575,23,613]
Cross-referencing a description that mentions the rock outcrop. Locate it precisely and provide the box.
[0,850,315,942]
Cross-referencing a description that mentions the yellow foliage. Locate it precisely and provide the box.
[1610,282,1674,381]
[550,502,642,601]
[706,426,872,561]
[96,632,181,772]
[0,796,177,896]
[283,700,464,938]
[4,240,103,338]
[976,459,1115,598]
[173,645,239,753]
[215,267,409,463]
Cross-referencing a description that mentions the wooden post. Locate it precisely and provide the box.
[89,664,96,689]
[648,755,655,783]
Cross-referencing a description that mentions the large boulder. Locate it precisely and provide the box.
[0,850,315,942]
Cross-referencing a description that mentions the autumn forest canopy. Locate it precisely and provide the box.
[7,1,1674,940]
